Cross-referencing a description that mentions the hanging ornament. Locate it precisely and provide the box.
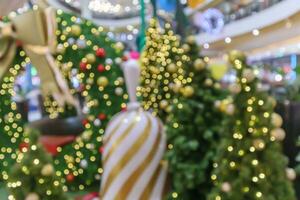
[97,64,106,72]
[204,78,213,87]
[117,77,125,85]
[94,119,101,127]
[242,69,255,82]
[221,182,231,193]
[76,38,86,49]
[225,104,235,115]
[87,77,94,85]
[115,87,124,96]
[80,62,88,71]
[96,48,106,58]
[56,44,65,54]
[228,83,241,94]
[271,128,286,141]
[97,77,109,87]
[25,193,40,200]
[99,146,104,154]
[105,58,113,65]
[19,142,29,152]
[159,100,169,110]
[71,24,81,36]
[182,44,191,52]
[271,113,283,128]
[115,42,124,51]
[186,35,196,44]
[253,139,265,150]
[167,63,178,73]
[86,53,96,64]
[41,164,54,176]
[194,59,206,71]
[98,113,107,120]
[80,159,88,169]
[66,173,75,182]
[82,119,89,126]
[182,86,195,97]
[67,37,76,45]
[286,168,297,181]
[100,59,167,200]
[115,57,122,65]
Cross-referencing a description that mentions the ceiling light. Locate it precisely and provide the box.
[252,29,260,36]
[225,37,231,44]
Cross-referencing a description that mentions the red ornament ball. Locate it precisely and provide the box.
[122,56,128,62]
[99,146,104,154]
[66,173,75,182]
[121,107,127,112]
[16,40,22,47]
[96,48,106,58]
[82,119,89,126]
[97,64,105,72]
[98,113,106,120]
[80,62,88,71]
[19,142,29,152]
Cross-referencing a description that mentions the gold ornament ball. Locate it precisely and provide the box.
[194,59,206,71]
[268,96,277,108]
[97,76,109,87]
[167,63,178,73]
[159,100,169,110]
[286,168,297,181]
[253,139,265,150]
[182,44,191,52]
[115,42,124,51]
[86,53,96,64]
[25,193,40,200]
[228,50,246,63]
[204,78,213,87]
[182,86,194,97]
[41,163,54,176]
[271,113,283,128]
[221,182,231,193]
[71,25,81,36]
[171,83,182,93]
[186,35,196,44]
[56,44,65,54]
[117,77,125,85]
[271,128,286,141]
[87,77,94,85]
[228,83,241,94]
[214,100,221,109]
[214,83,221,89]
[225,104,235,115]
[242,68,255,82]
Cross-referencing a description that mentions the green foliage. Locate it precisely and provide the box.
[0,46,26,182]
[208,52,296,200]
[7,128,68,200]
[165,37,226,199]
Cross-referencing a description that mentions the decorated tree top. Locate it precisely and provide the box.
[208,51,296,200]
[139,19,188,122]
[165,36,226,199]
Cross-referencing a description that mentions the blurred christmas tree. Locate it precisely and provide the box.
[52,11,128,191]
[7,127,68,200]
[165,36,226,199]
[139,19,187,122]
[208,51,296,200]
[0,10,127,192]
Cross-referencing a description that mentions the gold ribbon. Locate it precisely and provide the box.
[0,6,75,106]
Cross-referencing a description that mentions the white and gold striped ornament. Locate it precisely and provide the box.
[100,59,168,200]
